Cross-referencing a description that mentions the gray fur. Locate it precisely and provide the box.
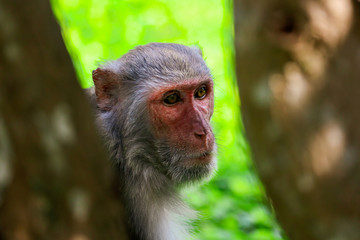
[88,43,216,240]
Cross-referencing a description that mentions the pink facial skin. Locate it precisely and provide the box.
[148,79,215,165]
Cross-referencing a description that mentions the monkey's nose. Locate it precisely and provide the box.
[194,129,206,139]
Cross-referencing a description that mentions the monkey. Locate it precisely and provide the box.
[88,43,217,240]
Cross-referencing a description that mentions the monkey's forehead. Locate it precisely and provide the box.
[103,43,211,74]
[102,59,212,90]
[156,78,213,89]
[103,58,210,79]
[144,73,213,90]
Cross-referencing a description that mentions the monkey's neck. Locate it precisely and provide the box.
[122,172,196,240]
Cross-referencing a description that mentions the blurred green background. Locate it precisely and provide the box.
[52,0,283,239]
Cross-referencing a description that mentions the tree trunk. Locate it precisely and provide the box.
[234,0,360,239]
[0,0,127,239]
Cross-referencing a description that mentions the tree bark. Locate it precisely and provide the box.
[234,0,360,239]
[0,0,127,239]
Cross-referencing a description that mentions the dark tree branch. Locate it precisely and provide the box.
[0,0,127,239]
[235,0,360,239]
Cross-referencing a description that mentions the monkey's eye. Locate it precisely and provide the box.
[163,91,181,105]
[195,86,207,99]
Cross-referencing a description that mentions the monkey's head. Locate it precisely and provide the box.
[92,43,216,184]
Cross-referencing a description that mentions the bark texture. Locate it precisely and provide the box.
[234,1,360,239]
[0,0,127,239]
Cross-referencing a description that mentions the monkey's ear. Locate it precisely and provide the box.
[92,68,119,111]
[190,46,203,57]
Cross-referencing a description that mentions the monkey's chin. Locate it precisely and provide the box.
[157,143,217,184]
[173,152,217,184]
[169,150,217,184]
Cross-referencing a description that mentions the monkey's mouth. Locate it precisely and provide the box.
[184,151,213,165]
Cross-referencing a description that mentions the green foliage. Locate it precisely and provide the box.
[52,0,284,239]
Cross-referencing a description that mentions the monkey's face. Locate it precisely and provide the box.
[148,78,216,182]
